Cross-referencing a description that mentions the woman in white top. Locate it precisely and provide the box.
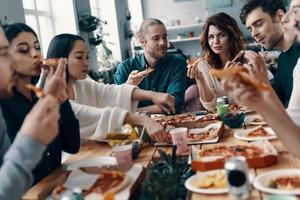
[186,12,244,111]
[46,34,173,143]
[223,0,300,158]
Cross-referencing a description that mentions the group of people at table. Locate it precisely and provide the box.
[1,0,300,199]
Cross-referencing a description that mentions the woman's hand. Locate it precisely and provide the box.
[151,92,175,115]
[43,58,68,103]
[144,117,170,143]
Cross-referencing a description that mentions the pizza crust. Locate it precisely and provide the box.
[42,58,59,68]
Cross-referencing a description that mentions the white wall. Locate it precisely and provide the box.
[142,0,205,27]
[0,0,25,24]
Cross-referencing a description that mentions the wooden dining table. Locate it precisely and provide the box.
[23,114,300,200]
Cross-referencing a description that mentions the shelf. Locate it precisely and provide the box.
[169,37,200,43]
[166,23,204,31]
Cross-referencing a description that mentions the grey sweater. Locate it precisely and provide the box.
[0,109,46,200]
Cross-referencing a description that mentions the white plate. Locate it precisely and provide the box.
[234,127,277,141]
[66,156,117,170]
[185,170,228,194]
[246,115,267,126]
[185,169,255,194]
[253,169,300,195]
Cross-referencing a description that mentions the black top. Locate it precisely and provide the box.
[271,42,300,106]
[0,88,80,184]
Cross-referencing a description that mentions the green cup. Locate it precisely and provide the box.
[217,104,229,116]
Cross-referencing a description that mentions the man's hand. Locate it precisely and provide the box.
[144,117,170,143]
[20,95,60,145]
[243,50,269,83]
[151,92,175,115]
[43,58,68,103]
[126,70,147,85]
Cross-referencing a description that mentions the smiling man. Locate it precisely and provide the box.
[114,18,187,114]
[240,0,300,106]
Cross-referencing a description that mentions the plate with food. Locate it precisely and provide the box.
[246,115,267,126]
[253,169,300,195]
[155,122,225,146]
[52,156,143,200]
[185,169,228,194]
[234,126,277,141]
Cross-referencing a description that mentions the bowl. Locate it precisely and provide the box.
[220,111,246,128]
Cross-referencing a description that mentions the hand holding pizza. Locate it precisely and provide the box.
[151,92,175,115]
[126,68,154,85]
[43,58,68,103]
[187,58,203,80]
[243,50,269,84]
[20,95,60,145]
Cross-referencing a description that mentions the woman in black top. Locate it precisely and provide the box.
[0,23,80,184]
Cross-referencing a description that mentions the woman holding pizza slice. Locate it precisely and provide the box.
[186,12,244,111]
[0,23,80,184]
[46,33,172,143]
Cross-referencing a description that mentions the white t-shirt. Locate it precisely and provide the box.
[287,58,300,125]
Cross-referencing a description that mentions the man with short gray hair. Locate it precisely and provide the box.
[115,18,187,114]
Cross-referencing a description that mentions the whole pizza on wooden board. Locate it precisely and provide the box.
[152,113,220,129]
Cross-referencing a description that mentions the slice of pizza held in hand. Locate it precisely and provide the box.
[209,65,272,91]
[41,58,59,68]
[137,67,155,76]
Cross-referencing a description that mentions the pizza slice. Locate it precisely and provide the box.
[138,67,155,76]
[269,176,300,190]
[85,170,131,195]
[210,65,272,91]
[246,126,273,137]
[188,127,218,142]
[41,58,59,68]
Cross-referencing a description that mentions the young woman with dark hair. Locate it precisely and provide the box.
[47,33,173,143]
[0,23,80,184]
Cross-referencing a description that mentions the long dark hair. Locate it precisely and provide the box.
[2,22,38,43]
[47,33,85,82]
[200,12,244,69]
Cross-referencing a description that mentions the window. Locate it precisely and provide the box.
[22,0,77,56]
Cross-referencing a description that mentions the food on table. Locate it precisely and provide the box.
[52,169,131,198]
[25,84,44,98]
[191,170,227,189]
[187,127,218,142]
[199,113,220,121]
[137,67,155,76]
[199,145,264,160]
[268,176,300,190]
[210,65,272,91]
[246,126,273,137]
[153,113,219,127]
[85,170,131,195]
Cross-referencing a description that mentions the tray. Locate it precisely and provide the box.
[155,122,225,146]
[191,140,278,171]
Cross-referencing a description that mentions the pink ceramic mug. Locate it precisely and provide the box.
[113,144,133,166]
[169,127,189,155]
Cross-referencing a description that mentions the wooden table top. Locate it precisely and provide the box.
[23,119,300,200]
